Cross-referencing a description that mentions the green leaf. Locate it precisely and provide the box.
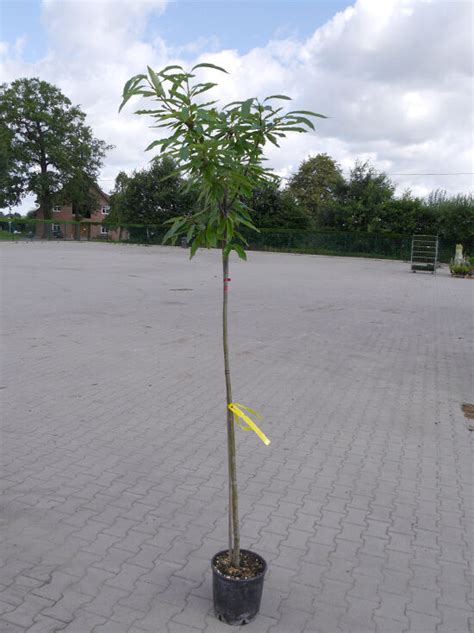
[190,235,201,258]
[263,94,292,101]
[134,109,164,115]
[276,126,306,132]
[159,65,184,75]
[144,139,166,152]
[186,224,195,243]
[236,216,259,231]
[121,76,137,99]
[225,217,234,240]
[233,230,249,246]
[163,217,187,243]
[266,133,280,147]
[147,66,165,96]
[288,110,328,119]
[119,88,142,112]
[192,82,218,96]
[122,74,146,97]
[205,224,217,247]
[191,62,229,74]
[286,115,315,130]
[241,98,254,117]
[118,93,134,113]
[232,243,247,260]
[223,100,243,110]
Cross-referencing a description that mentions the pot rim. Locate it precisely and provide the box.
[211,549,267,582]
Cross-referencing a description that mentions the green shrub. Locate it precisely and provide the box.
[449,261,472,276]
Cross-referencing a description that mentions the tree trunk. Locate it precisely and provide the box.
[222,245,240,567]
[41,195,52,239]
[74,217,81,241]
[38,134,52,240]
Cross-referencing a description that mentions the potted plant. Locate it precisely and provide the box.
[120,63,324,624]
[449,244,473,277]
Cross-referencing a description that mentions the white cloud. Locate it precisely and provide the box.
[1,0,472,214]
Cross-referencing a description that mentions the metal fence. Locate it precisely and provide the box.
[1,218,470,263]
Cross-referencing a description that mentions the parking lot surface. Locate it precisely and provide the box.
[1,242,472,632]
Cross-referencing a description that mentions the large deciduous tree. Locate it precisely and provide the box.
[0,78,111,235]
[287,153,345,228]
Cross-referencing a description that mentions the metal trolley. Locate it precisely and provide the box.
[410,234,439,273]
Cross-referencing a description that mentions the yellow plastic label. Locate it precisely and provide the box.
[228,403,271,446]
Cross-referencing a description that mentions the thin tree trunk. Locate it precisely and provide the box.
[222,244,240,568]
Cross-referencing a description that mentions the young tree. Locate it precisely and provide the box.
[120,63,324,568]
[0,78,111,236]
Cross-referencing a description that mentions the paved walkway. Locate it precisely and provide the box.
[1,242,472,633]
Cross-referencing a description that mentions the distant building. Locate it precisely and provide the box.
[33,187,127,241]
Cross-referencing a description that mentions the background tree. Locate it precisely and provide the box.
[340,159,395,231]
[250,183,311,229]
[287,153,345,228]
[120,63,323,571]
[424,190,473,242]
[0,77,111,236]
[113,157,197,226]
[108,171,130,241]
[368,189,441,236]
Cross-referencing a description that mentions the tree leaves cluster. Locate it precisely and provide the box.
[108,157,198,228]
[110,149,472,242]
[0,78,112,233]
[286,157,472,241]
[120,63,325,259]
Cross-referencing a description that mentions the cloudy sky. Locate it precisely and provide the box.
[1,0,473,213]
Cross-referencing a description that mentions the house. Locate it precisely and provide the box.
[33,187,127,241]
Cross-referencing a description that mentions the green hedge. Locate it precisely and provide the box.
[2,218,471,263]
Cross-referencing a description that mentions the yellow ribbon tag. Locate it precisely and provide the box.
[228,403,271,446]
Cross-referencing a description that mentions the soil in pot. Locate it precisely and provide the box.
[212,549,267,626]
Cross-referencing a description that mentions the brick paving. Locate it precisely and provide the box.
[1,241,472,633]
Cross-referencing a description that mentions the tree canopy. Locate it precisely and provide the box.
[0,78,111,227]
[287,153,345,228]
[120,63,325,259]
[340,160,396,232]
[109,157,197,226]
[250,183,311,229]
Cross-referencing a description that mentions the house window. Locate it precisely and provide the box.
[100,226,109,235]
[53,205,62,212]
[52,224,61,232]
[101,206,110,215]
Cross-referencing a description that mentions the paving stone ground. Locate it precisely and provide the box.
[1,241,472,633]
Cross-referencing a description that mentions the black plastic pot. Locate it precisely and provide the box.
[211,550,267,626]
